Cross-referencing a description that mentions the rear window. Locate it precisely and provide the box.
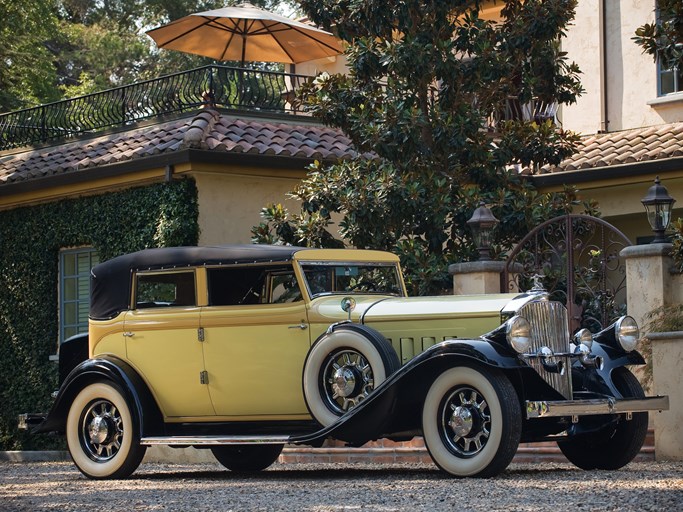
[135,271,196,309]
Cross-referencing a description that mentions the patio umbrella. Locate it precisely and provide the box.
[146,2,343,65]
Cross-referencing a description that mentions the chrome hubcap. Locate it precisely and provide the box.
[88,416,110,445]
[441,386,491,458]
[322,350,374,413]
[80,399,123,462]
[449,406,474,437]
[332,367,358,398]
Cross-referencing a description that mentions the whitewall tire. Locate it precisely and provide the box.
[66,382,146,479]
[421,364,521,478]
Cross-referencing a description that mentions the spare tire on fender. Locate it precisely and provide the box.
[302,323,400,427]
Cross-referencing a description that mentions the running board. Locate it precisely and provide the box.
[141,435,291,446]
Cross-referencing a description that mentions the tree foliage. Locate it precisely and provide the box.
[0,0,295,112]
[253,0,586,295]
[634,0,683,69]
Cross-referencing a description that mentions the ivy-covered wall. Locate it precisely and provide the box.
[0,178,199,450]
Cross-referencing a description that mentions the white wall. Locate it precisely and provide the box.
[562,0,683,135]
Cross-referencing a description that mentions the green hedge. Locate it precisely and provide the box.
[0,178,199,450]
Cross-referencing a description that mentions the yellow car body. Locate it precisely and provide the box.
[24,244,667,480]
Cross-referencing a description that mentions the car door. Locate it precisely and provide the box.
[123,270,215,418]
[200,265,311,418]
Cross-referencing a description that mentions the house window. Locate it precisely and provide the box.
[658,61,682,96]
[60,248,99,342]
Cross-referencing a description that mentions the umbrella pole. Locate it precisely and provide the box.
[237,35,246,107]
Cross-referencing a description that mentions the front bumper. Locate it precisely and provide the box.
[526,395,669,419]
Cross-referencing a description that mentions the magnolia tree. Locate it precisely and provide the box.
[252,0,589,295]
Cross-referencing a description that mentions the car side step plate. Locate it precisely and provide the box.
[140,435,291,446]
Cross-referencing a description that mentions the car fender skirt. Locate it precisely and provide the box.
[34,357,162,436]
[291,339,524,447]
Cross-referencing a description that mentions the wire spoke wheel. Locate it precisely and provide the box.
[440,386,492,458]
[422,365,521,478]
[80,399,124,462]
[66,382,146,479]
[321,349,374,414]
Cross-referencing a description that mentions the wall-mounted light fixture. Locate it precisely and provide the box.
[641,176,675,244]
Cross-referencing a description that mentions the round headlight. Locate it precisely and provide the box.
[616,316,639,352]
[574,328,593,349]
[506,315,532,354]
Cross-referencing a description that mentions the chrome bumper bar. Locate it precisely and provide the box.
[526,395,669,419]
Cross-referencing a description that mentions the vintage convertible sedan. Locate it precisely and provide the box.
[20,245,668,479]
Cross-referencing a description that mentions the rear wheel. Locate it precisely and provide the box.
[422,364,522,478]
[211,444,284,472]
[558,367,648,470]
[66,382,146,479]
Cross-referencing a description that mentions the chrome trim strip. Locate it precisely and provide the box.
[140,435,290,446]
[526,396,670,419]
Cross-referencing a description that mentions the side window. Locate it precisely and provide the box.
[135,272,196,309]
[207,265,302,305]
[269,271,303,303]
[208,267,267,306]
[60,248,99,342]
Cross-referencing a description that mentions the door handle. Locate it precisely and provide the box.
[123,332,135,338]
[288,323,308,330]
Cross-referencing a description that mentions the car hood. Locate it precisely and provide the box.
[308,293,520,324]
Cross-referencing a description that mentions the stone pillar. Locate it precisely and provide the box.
[645,331,683,461]
[621,243,681,460]
[620,243,674,328]
[448,261,510,295]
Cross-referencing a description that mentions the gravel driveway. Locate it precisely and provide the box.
[2,460,682,511]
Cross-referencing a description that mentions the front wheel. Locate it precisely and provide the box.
[211,444,284,472]
[66,382,146,479]
[558,367,648,470]
[421,365,522,478]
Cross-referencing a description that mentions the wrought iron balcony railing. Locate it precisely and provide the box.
[487,97,559,132]
[0,65,311,152]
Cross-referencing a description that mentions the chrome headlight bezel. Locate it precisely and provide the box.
[506,315,532,354]
[615,315,639,352]
[593,315,640,353]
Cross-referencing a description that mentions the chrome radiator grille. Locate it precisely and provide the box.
[519,300,573,399]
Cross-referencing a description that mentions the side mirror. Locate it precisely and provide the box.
[341,297,356,321]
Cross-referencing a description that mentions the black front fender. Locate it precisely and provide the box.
[34,356,163,437]
[292,338,524,446]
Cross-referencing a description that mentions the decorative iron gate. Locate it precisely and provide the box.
[503,215,632,333]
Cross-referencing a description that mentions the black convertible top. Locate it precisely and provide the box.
[90,245,310,320]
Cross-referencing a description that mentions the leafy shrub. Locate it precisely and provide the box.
[0,178,198,450]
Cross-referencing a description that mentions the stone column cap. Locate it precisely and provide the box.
[620,243,672,259]
[449,260,521,275]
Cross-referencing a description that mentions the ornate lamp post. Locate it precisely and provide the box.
[467,202,499,261]
[641,176,676,244]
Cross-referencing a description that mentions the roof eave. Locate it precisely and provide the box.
[0,148,328,198]
[531,156,683,188]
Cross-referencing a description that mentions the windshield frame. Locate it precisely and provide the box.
[297,260,406,299]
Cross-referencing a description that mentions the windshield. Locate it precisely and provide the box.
[299,262,404,297]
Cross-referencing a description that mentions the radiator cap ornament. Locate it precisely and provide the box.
[530,273,547,293]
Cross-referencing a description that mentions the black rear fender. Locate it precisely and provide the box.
[58,333,89,385]
[35,356,163,437]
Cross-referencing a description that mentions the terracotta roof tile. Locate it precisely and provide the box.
[540,122,683,175]
[0,109,361,188]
